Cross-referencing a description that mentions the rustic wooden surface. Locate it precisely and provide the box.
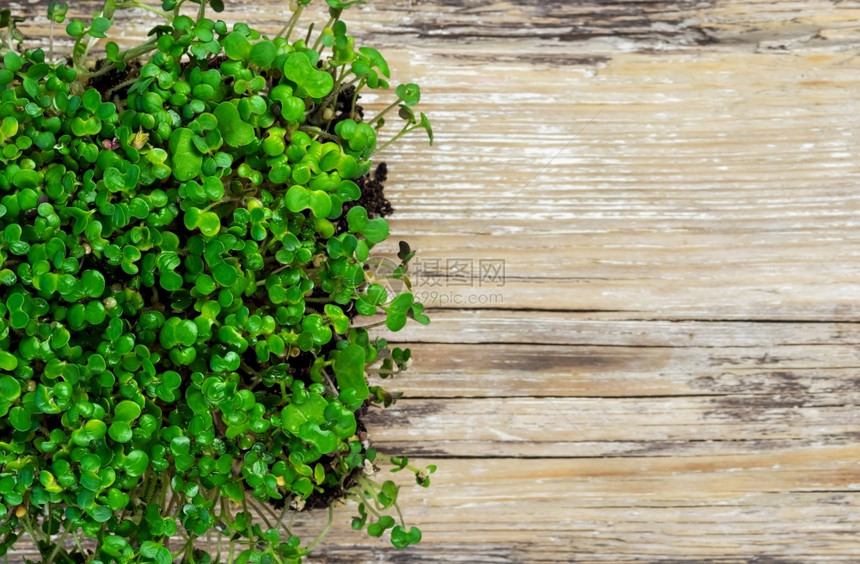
[12,0,860,562]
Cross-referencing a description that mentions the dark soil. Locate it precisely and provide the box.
[333,85,364,123]
[87,60,141,101]
[354,162,392,219]
[331,85,393,228]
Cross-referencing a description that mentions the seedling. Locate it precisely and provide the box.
[0,0,433,561]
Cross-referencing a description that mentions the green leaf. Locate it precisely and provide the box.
[346,205,368,232]
[0,375,21,400]
[334,344,369,401]
[124,450,149,477]
[212,262,238,287]
[102,536,130,559]
[160,271,183,291]
[108,421,133,443]
[198,211,221,237]
[283,51,334,98]
[73,419,107,445]
[362,218,389,244]
[0,351,17,371]
[389,293,414,314]
[114,400,141,421]
[419,112,433,145]
[368,515,395,537]
[9,406,32,431]
[106,489,130,511]
[169,128,203,181]
[12,169,39,190]
[89,16,111,38]
[175,319,198,347]
[390,525,422,548]
[386,311,407,332]
[47,0,69,24]
[91,505,113,523]
[214,101,256,147]
[141,541,172,564]
[66,19,84,37]
[280,392,327,436]
[285,185,310,213]
[80,270,105,298]
[395,83,421,107]
[222,31,251,60]
[249,40,276,68]
[302,422,337,453]
[358,46,390,77]
[308,190,332,218]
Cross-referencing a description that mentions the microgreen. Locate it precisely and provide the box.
[0,0,433,562]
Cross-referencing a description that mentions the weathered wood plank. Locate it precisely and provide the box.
[16,0,860,56]
[369,342,860,397]
[365,396,860,457]
[300,451,860,562]
[379,310,860,346]
[367,48,860,317]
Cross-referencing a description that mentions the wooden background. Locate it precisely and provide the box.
[15,0,860,562]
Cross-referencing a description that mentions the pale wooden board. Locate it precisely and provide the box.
[8,0,860,562]
[266,450,860,562]
[369,342,860,397]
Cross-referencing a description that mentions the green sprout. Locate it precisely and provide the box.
[0,0,433,562]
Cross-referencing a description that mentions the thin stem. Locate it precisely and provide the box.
[241,495,250,524]
[105,76,139,99]
[303,506,333,551]
[349,491,381,518]
[165,489,183,518]
[277,5,304,41]
[298,125,340,142]
[321,368,338,396]
[391,500,406,527]
[71,33,86,74]
[117,1,173,20]
[312,16,336,51]
[375,123,418,155]
[181,535,196,563]
[79,37,158,81]
[304,22,315,45]
[19,514,42,548]
[350,78,366,117]
[246,496,274,529]
[277,502,293,537]
[353,320,386,329]
[45,525,72,564]
[219,496,234,525]
[173,0,189,19]
[81,61,116,80]
[368,98,403,127]
[73,529,85,558]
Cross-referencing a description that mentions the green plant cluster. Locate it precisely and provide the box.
[0,0,433,562]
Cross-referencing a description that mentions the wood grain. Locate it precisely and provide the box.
[9,0,860,562]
